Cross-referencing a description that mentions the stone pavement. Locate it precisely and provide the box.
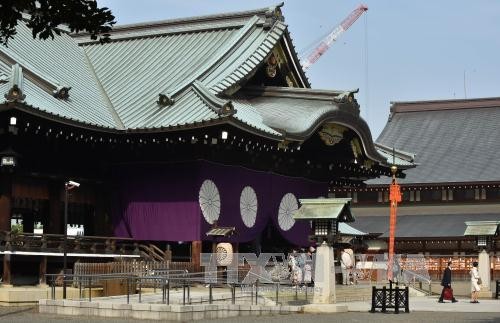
[2,307,500,323]
[346,295,500,313]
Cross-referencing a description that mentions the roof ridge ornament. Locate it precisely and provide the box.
[0,50,70,100]
[263,3,284,30]
[0,72,8,83]
[53,85,72,100]
[157,93,175,107]
[192,80,236,116]
[4,64,26,103]
[333,89,360,115]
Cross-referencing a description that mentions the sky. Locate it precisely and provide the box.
[98,0,500,138]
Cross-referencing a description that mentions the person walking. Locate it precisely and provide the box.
[438,261,457,303]
[303,246,315,286]
[470,261,481,303]
[340,249,353,285]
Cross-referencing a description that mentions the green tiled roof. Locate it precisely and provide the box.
[0,23,116,128]
[373,142,416,167]
[0,4,412,169]
[293,198,354,222]
[339,222,367,236]
[464,221,500,236]
[1,5,302,135]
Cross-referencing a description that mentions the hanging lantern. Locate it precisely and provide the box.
[216,243,233,266]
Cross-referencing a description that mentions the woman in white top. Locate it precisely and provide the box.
[470,261,481,303]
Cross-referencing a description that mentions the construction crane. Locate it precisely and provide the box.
[300,4,368,70]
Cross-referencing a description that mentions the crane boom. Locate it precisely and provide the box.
[301,4,368,70]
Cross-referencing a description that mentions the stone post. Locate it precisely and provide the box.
[312,242,336,304]
[478,249,493,298]
[303,242,347,312]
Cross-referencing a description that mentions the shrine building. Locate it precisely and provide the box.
[0,4,412,284]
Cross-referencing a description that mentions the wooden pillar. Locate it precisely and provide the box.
[0,174,12,232]
[164,244,172,262]
[191,240,202,271]
[48,181,62,234]
[39,256,47,285]
[2,255,11,285]
[93,185,107,236]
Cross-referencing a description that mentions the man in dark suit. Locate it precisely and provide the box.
[438,261,458,303]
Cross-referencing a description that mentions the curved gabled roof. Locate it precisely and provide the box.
[0,3,400,169]
[80,12,294,130]
[235,86,393,165]
[368,97,500,185]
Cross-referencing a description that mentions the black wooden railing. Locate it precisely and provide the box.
[370,284,409,314]
[496,280,499,299]
[0,230,140,256]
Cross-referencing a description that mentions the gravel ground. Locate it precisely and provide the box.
[0,307,499,323]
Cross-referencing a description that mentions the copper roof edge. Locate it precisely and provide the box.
[240,85,351,100]
[72,3,285,43]
[390,96,500,113]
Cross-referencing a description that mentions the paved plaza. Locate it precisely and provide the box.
[26,290,500,323]
[1,306,500,323]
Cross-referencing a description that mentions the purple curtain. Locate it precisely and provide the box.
[112,161,327,245]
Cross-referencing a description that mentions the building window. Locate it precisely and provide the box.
[357,191,378,204]
[352,192,358,203]
[455,189,475,201]
[377,191,383,203]
[481,188,486,200]
[421,190,442,202]
[327,192,335,198]
[441,190,447,201]
[415,190,421,201]
[409,191,415,202]
[447,189,453,201]
[383,191,389,202]
[475,188,480,200]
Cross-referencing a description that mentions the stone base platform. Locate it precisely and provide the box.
[303,304,348,313]
[478,290,494,299]
[0,286,101,307]
[39,299,303,321]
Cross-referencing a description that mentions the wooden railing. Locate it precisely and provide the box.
[71,260,198,288]
[0,231,139,256]
[138,244,167,262]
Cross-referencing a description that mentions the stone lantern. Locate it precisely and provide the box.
[464,220,500,298]
[293,198,354,313]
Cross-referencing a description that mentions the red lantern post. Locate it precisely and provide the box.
[387,165,401,281]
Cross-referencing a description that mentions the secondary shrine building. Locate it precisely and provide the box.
[0,4,411,283]
[343,97,500,279]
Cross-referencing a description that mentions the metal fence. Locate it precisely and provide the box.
[46,268,314,306]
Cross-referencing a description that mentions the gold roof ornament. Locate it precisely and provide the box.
[319,123,346,146]
[351,138,362,159]
[277,139,290,150]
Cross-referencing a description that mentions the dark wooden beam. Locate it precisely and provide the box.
[0,173,12,232]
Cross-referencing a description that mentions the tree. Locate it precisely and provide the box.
[0,0,115,46]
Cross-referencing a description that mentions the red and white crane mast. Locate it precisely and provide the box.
[300,4,368,70]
